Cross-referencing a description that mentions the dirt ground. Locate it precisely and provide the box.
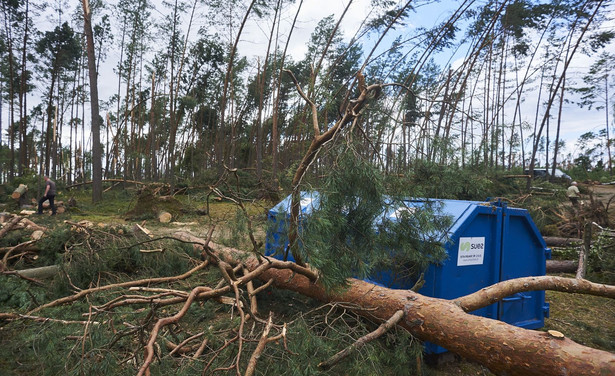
[587,183,615,212]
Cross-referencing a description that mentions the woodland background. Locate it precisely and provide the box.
[1,1,615,375]
[1,0,615,194]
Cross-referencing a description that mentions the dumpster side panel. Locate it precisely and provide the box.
[265,192,320,263]
[421,205,502,354]
[423,206,502,314]
[499,207,548,329]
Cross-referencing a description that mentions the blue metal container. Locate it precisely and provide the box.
[265,194,551,353]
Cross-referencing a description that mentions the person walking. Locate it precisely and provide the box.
[566,181,581,208]
[38,176,57,215]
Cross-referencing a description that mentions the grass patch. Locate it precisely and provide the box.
[544,290,615,352]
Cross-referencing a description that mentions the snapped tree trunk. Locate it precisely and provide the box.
[175,232,615,376]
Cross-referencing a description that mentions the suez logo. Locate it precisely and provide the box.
[457,237,486,266]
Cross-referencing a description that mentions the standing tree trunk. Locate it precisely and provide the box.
[216,0,258,171]
[81,0,102,202]
[18,0,30,175]
[605,74,612,174]
[528,0,602,191]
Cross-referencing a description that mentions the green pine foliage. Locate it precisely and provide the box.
[588,231,615,284]
[301,152,450,290]
[244,301,424,376]
[391,160,494,200]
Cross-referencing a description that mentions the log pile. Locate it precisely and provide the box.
[0,215,47,272]
[31,199,66,214]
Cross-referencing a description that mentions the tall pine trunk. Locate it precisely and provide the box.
[82,0,103,202]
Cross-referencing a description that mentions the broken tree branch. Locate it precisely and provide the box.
[244,314,286,376]
[454,276,615,312]
[0,216,24,239]
[318,309,405,370]
[168,332,204,357]
[28,259,210,314]
[65,178,148,190]
[576,222,591,279]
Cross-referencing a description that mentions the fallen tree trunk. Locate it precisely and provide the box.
[174,232,615,376]
[543,236,583,247]
[546,260,577,273]
[65,179,148,190]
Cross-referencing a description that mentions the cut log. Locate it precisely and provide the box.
[546,260,577,273]
[14,265,60,279]
[41,201,64,209]
[543,236,583,247]
[31,230,45,241]
[11,184,28,200]
[158,211,172,223]
[173,232,615,376]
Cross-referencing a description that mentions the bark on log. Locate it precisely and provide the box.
[11,184,28,200]
[0,216,23,238]
[174,232,615,376]
[543,236,583,247]
[14,265,60,279]
[546,260,577,273]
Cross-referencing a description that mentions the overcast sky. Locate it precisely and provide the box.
[232,0,615,159]
[4,0,615,164]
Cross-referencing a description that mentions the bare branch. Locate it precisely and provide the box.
[283,69,320,137]
[28,259,210,314]
[318,309,404,370]
[245,314,287,376]
[454,276,615,313]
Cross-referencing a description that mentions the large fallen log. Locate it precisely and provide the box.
[546,260,577,273]
[543,236,583,247]
[174,232,615,376]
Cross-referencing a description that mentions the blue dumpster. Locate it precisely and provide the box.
[265,194,551,353]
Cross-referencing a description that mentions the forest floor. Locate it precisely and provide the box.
[1,184,614,375]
